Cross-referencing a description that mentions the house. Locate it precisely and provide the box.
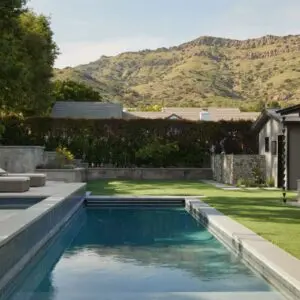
[124,107,260,121]
[252,104,300,190]
[51,101,123,119]
[51,102,259,121]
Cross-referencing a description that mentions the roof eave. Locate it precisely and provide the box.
[276,104,300,116]
[251,109,281,133]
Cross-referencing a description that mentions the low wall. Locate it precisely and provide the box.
[87,168,213,181]
[0,184,86,295]
[0,146,44,173]
[212,154,266,185]
[43,151,56,165]
[36,168,86,182]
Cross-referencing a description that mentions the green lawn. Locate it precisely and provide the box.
[87,180,300,259]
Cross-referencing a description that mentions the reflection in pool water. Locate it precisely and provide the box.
[5,208,285,300]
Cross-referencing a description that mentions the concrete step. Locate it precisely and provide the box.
[85,196,185,208]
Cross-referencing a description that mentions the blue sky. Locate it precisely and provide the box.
[28,0,300,68]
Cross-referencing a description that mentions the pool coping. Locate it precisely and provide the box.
[1,192,299,299]
[185,198,300,300]
[0,182,86,297]
[0,182,86,248]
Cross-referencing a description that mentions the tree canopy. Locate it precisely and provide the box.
[52,80,103,102]
[0,1,58,116]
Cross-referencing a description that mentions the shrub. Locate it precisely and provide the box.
[252,165,265,186]
[0,117,256,167]
[56,146,74,167]
[0,124,4,144]
[135,140,179,167]
[266,177,275,187]
[236,178,246,187]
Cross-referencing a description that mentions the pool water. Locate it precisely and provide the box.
[4,208,285,300]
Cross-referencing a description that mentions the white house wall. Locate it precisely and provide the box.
[288,124,300,190]
[259,118,283,187]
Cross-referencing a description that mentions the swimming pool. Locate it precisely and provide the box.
[3,208,285,300]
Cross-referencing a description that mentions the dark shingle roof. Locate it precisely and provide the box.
[276,104,300,116]
[51,101,123,119]
[252,107,300,133]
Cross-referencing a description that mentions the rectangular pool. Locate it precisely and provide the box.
[3,208,285,300]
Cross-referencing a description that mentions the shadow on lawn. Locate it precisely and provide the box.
[87,180,300,225]
[205,196,300,225]
[87,180,204,195]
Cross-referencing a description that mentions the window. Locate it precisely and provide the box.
[265,137,270,152]
[271,141,277,155]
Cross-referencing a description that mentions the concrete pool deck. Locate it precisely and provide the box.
[0,181,82,198]
[0,181,86,299]
[186,198,300,300]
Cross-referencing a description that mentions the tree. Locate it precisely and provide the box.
[0,0,27,111]
[52,80,103,102]
[267,101,281,109]
[18,11,58,115]
[254,100,266,112]
[0,3,58,115]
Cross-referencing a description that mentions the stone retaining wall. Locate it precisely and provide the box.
[212,154,266,185]
[87,168,213,181]
[0,146,44,173]
[36,168,86,182]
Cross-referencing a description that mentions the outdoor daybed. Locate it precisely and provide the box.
[0,168,46,189]
[0,176,30,192]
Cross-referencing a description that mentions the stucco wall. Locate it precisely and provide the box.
[43,151,57,165]
[36,168,86,183]
[288,124,300,190]
[212,154,266,185]
[0,146,44,173]
[258,118,283,187]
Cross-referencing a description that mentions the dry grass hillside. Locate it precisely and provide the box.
[54,35,300,110]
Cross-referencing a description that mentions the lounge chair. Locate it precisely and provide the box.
[0,176,30,192]
[6,173,46,187]
[0,168,46,187]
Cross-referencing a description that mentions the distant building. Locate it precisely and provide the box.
[51,101,259,122]
[124,107,259,122]
[51,101,123,119]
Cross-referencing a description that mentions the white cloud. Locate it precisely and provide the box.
[55,36,167,68]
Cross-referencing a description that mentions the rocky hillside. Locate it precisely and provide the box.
[54,35,300,110]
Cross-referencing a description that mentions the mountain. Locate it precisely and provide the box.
[54,35,300,110]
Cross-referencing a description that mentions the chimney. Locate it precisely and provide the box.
[200,111,210,121]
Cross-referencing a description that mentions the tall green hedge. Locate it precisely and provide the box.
[0,117,256,167]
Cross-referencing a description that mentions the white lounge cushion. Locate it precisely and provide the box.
[0,176,30,182]
[6,173,46,187]
[0,176,30,192]
[0,168,6,175]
